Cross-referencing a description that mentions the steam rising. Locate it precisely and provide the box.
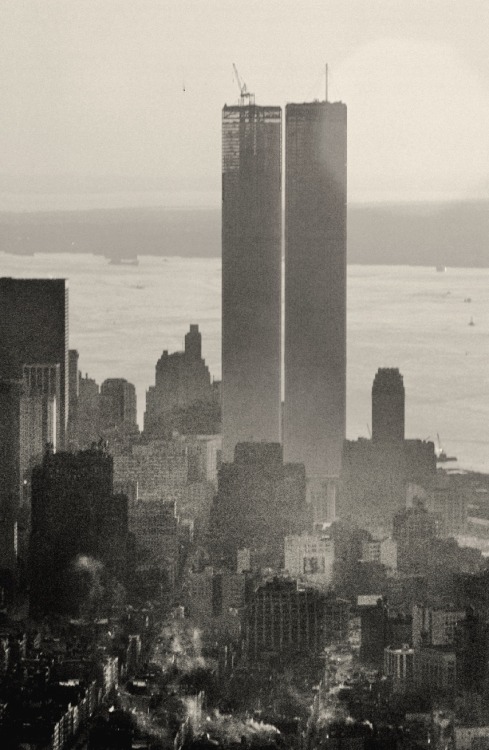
[204,711,280,744]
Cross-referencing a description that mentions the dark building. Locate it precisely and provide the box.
[210,443,309,570]
[359,597,388,666]
[246,578,349,660]
[284,101,347,485]
[68,349,79,432]
[0,381,25,592]
[339,370,436,531]
[71,372,101,449]
[0,278,68,448]
[29,446,129,617]
[22,363,60,449]
[359,597,412,667]
[144,324,217,437]
[372,367,405,443]
[221,104,282,461]
[100,378,138,432]
[0,379,45,595]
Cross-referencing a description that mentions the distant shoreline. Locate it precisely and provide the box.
[0,201,488,266]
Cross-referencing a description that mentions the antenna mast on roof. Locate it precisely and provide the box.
[232,63,255,106]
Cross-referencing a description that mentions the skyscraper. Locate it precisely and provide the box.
[29,445,129,617]
[284,101,347,480]
[372,367,405,443]
[0,278,68,448]
[144,324,216,437]
[100,378,138,432]
[221,104,282,461]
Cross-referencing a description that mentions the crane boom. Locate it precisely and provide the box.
[232,63,255,106]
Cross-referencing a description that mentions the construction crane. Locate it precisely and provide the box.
[232,63,255,106]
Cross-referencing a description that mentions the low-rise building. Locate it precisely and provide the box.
[361,537,397,570]
[414,646,457,693]
[383,644,414,693]
[246,578,349,660]
[412,604,466,647]
[284,533,335,585]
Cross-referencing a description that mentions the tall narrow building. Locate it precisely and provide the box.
[0,278,68,448]
[284,101,347,481]
[372,368,405,444]
[221,103,282,461]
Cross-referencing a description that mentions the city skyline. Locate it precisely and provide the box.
[1,4,489,749]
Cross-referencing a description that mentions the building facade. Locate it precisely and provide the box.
[0,278,68,448]
[246,578,349,660]
[221,104,282,461]
[100,378,138,433]
[372,368,405,444]
[210,442,309,570]
[144,325,217,437]
[284,101,347,482]
[284,533,335,586]
[29,446,129,617]
[383,645,415,693]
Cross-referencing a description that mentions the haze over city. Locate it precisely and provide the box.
[1,2,489,750]
[1,0,489,209]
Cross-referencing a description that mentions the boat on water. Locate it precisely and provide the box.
[108,256,139,266]
[436,449,457,463]
[436,265,446,272]
[436,434,457,463]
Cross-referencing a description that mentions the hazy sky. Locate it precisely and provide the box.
[2,0,489,208]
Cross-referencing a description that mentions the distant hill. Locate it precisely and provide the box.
[0,201,488,266]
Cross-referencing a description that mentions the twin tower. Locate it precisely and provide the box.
[222,99,347,482]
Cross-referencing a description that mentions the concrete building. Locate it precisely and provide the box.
[186,435,221,486]
[393,500,438,575]
[428,471,468,537]
[414,647,457,694]
[23,363,60,450]
[372,368,405,444]
[0,278,68,448]
[340,369,436,532]
[284,533,335,586]
[412,604,466,647]
[129,499,180,589]
[72,372,101,449]
[284,101,347,484]
[100,378,138,433]
[246,578,349,660]
[359,597,387,666]
[29,445,129,617]
[144,324,216,437]
[383,644,414,692]
[361,538,397,570]
[113,439,189,503]
[0,379,47,593]
[222,104,282,461]
[340,438,436,533]
[68,349,79,416]
[210,442,309,570]
[187,567,222,624]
